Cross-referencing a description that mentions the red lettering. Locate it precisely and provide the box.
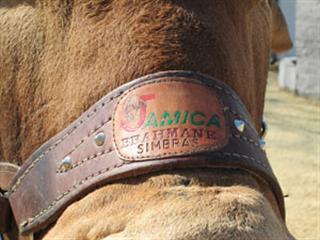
[121,94,155,132]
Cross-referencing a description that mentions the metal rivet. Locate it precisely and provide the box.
[60,156,72,171]
[20,220,28,228]
[94,132,106,146]
[259,139,266,149]
[260,120,268,139]
[234,119,246,132]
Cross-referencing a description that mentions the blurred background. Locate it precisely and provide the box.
[267,1,319,239]
[274,0,319,99]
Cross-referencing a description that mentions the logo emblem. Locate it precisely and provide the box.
[121,94,155,132]
[113,81,228,161]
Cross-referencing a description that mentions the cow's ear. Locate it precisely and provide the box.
[270,0,293,53]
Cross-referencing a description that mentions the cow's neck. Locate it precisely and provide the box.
[2,1,270,164]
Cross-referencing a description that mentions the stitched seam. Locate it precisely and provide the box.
[10,94,122,193]
[57,148,113,173]
[22,162,125,227]
[220,152,268,168]
[212,85,240,101]
[59,117,112,164]
[228,108,247,122]
[232,134,260,147]
[23,150,267,226]
[113,79,234,160]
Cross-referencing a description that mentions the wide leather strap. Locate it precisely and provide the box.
[4,71,285,235]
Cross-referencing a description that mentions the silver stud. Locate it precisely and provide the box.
[234,119,246,132]
[259,139,266,149]
[20,220,29,228]
[94,132,106,146]
[60,156,72,171]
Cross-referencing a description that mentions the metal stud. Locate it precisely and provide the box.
[259,139,266,150]
[94,132,106,146]
[60,156,72,171]
[234,119,246,133]
[18,221,34,239]
[260,120,268,139]
[20,220,28,228]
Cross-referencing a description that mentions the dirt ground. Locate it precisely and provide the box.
[264,72,320,239]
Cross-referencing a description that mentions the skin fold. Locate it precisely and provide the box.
[0,0,293,239]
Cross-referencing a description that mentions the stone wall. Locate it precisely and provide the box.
[296,0,320,99]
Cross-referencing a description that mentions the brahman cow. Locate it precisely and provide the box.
[0,0,292,239]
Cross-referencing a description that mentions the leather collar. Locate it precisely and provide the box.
[0,71,285,236]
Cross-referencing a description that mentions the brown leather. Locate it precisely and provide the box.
[113,81,229,160]
[0,163,19,233]
[0,163,19,191]
[1,71,285,235]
